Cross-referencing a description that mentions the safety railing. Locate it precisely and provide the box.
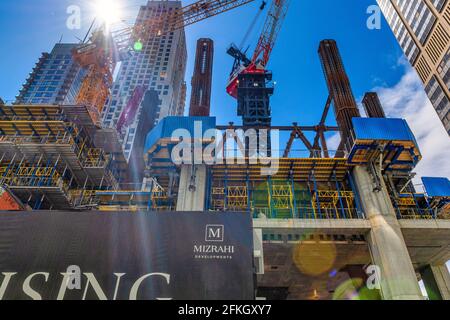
[68,190,98,207]
[0,133,74,146]
[80,148,108,168]
[396,207,436,220]
[1,168,71,195]
[0,112,66,122]
[252,206,360,219]
[0,133,89,165]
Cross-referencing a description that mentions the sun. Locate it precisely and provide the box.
[93,0,121,25]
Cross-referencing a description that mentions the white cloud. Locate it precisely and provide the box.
[372,65,450,184]
[326,132,341,151]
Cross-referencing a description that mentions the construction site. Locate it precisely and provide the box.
[0,0,450,301]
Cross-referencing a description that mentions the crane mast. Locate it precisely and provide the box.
[224,0,290,158]
[73,29,118,125]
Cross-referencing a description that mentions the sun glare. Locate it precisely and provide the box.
[94,0,121,25]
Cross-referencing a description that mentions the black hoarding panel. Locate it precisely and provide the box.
[0,211,254,300]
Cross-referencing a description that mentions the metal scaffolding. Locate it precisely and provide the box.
[0,104,127,210]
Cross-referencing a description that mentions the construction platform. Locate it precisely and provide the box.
[0,104,128,209]
[347,118,421,171]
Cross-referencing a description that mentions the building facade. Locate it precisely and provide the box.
[102,0,187,161]
[15,43,86,105]
[377,0,450,135]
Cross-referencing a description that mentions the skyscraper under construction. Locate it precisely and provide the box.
[377,0,450,135]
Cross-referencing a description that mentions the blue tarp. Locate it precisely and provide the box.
[422,177,450,197]
[144,116,217,153]
[352,118,418,144]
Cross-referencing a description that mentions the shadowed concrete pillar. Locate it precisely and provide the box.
[420,264,450,300]
[352,166,423,300]
[176,165,207,211]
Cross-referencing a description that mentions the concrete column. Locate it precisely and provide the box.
[352,166,423,300]
[420,264,450,300]
[176,165,207,211]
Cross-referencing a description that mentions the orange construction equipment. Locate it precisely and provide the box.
[73,30,116,125]
[0,186,25,211]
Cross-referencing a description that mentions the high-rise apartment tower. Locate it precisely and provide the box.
[377,0,450,135]
[102,0,187,160]
[15,43,87,105]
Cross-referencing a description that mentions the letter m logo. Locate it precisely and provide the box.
[205,225,224,242]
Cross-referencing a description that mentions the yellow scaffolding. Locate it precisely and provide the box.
[227,185,248,210]
[211,187,225,210]
[271,183,293,210]
[82,148,107,167]
[312,190,355,219]
[395,193,434,219]
[96,183,172,211]
[0,104,126,210]
[211,185,248,210]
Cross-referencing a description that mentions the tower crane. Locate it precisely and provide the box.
[72,24,130,125]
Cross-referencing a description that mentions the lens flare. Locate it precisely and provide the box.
[94,0,121,25]
[134,40,143,52]
[292,239,337,276]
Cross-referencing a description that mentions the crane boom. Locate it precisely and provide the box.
[251,0,290,68]
[170,0,256,30]
[226,0,290,98]
[134,0,257,39]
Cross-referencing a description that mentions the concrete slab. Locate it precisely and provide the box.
[400,220,450,267]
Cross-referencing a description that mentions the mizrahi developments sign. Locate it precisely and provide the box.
[0,211,254,300]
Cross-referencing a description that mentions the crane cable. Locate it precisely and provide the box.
[238,1,267,52]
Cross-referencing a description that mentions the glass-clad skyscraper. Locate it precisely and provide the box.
[15,43,86,105]
[377,0,450,135]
